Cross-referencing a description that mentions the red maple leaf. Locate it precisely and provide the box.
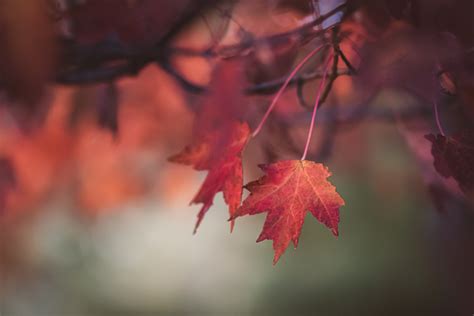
[169,121,250,232]
[169,58,249,232]
[232,160,345,263]
[426,132,474,197]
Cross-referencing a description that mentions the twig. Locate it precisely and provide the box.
[55,2,348,86]
[246,68,350,95]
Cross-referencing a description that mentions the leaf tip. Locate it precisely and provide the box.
[256,233,266,243]
[272,254,281,265]
[193,211,205,234]
[229,219,235,233]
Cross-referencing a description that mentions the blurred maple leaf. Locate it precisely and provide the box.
[170,121,250,232]
[426,132,474,198]
[169,59,250,232]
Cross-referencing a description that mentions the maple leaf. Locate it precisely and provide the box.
[232,160,344,264]
[169,121,250,232]
[169,58,249,232]
[426,132,474,196]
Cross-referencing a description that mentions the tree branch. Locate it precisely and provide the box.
[55,2,348,86]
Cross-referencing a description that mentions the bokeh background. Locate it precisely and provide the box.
[1,1,473,315]
[1,90,465,315]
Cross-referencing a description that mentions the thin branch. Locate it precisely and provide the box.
[55,2,348,86]
[433,99,446,136]
[159,60,206,94]
[246,68,350,95]
[301,53,333,161]
[318,28,342,107]
[252,43,328,138]
[336,47,357,74]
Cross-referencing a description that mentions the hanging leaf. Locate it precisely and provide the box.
[232,160,344,263]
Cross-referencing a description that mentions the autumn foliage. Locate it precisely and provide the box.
[170,121,250,232]
[232,160,343,263]
[0,0,473,272]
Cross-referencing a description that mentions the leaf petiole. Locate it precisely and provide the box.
[301,52,334,161]
[251,43,328,138]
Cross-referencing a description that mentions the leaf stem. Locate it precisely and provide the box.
[301,53,334,161]
[252,44,328,138]
[433,99,446,136]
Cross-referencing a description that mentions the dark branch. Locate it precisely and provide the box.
[246,69,351,95]
[55,2,348,86]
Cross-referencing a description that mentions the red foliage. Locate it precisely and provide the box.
[169,59,250,232]
[170,121,250,232]
[0,0,473,270]
[426,132,474,197]
[232,160,344,263]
